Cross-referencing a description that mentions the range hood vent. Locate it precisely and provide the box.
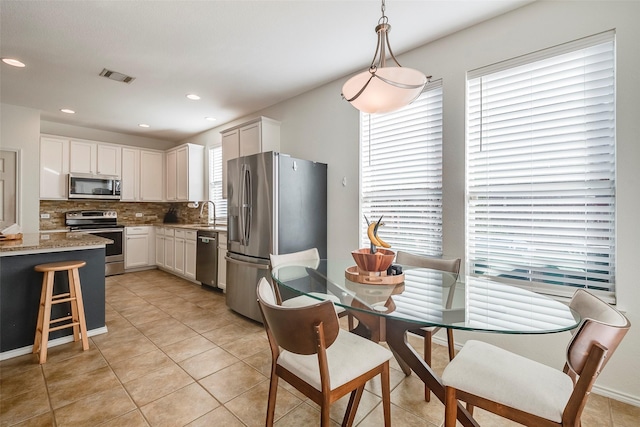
[99,68,135,84]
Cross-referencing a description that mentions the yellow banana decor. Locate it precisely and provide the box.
[366,215,391,252]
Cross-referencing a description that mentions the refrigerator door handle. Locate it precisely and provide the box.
[241,165,252,246]
[239,164,247,246]
[225,255,270,270]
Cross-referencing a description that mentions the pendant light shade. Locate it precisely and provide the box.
[342,1,428,114]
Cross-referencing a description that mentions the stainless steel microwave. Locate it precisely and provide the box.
[68,174,121,200]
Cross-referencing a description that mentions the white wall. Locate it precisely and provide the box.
[196,1,640,404]
[0,104,41,232]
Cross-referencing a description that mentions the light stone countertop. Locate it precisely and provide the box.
[0,232,111,256]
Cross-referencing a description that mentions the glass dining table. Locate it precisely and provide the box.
[271,258,581,427]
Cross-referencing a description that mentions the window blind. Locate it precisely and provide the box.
[361,81,443,256]
[466,31,616,301]
[208,146,227,218]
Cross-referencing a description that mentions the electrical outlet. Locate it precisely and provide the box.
[135,213,143,218]
[40,213,50,219]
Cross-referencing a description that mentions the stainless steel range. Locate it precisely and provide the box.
[66,210,124,276]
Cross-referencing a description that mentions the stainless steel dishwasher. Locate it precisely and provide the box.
[196,230,219,289]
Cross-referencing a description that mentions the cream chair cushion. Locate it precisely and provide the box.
[278,329,392,391]
[442,340,574,423]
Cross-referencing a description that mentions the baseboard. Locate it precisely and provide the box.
[430,335,640,408]
[0,326,108,361]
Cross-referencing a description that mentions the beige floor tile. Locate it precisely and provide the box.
[218,332,270,359]
[610,399,640,427]
[225,381,303,427]
[9,411,55,427]
[96,409,149,427]
[179,347,240,380]
[47,365,121,409]
[0,353,40,379]
[97,334,158,365]
[242,349,272,377]
[144,322,199,347]
[201,322,258,346]
[110,348,176,383]
[123,363,194,406]
[140,383,220,427]
[273,402,340,427]
[42,347,107,382]
[0,386,51,426]
[185,406,246,427]
[159,335,217,363]
[0,364,45,399]
[389,373,445,425]
[357,402,432,427]
[307,388,382,426]
[199,362,268,403]
[53,385,136,427]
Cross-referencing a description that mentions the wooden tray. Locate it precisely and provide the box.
[0,233,23,241]
[345,265,405,285]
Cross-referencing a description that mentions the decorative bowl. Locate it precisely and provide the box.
[351,248,395,272]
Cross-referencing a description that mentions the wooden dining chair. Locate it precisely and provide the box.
[442,289,631,427]
[269,248,347,318]
[395,250,461,401]
[256,277,392,426]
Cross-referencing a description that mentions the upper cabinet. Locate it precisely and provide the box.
[221,117,280,198]
[40,136,69,200]
[121,148,164,202]
[165,143,204,202]
[69,140,121,177]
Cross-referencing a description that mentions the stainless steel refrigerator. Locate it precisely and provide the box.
[225,151,327,322]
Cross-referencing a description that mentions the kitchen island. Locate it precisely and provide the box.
[0,232,110,358]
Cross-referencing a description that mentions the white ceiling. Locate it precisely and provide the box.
[1,0,531,142]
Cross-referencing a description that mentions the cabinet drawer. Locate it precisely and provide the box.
[164,228,175,237]
[185,230,197,241]
[174,229,186,238]
[126,226,150,235]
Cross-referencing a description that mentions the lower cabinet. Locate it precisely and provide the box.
[125,226,156,270]
[156,226,197,281]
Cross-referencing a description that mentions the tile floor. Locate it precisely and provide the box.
[1,269,638,426]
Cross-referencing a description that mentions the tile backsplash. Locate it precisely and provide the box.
[39,200,215,230]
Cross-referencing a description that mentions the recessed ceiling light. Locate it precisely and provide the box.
[205,117,216,121]
[186,94,201,100]
[60,109,75,114]
[1,58,26,67]
[138,124,150,128]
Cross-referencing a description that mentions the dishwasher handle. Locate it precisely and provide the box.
[198,236,217,243]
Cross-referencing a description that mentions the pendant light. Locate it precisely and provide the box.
[342,0,428,114]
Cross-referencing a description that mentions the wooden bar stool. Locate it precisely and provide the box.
[33,260,89,363]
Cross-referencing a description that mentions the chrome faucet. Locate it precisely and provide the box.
[199,201,216,226]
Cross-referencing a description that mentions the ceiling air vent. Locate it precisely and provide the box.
[99,68,135,84]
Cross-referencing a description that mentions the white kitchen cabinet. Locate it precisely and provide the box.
[121,148,163,202]
[174,229,186,275]
[185,231,197,280]
[166,143,204,202]
[69,140,121,177]
[140,150,164,201]
[155,227,165,267]
[121,148,139,201]
[125,226,155,270]
[217,231,227,290]
[221,117,280,197]
[173,229,197,279]
[39,136,69,200]
[163,228,175,271]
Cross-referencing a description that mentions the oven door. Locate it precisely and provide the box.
[78,228,124,276]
